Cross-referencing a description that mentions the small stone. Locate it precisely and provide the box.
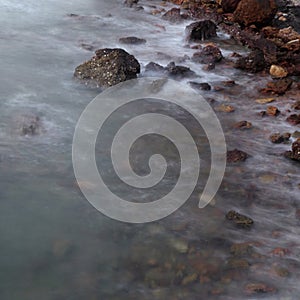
[266,106,280,116]
[269,132,291,143]
[216,104,235,113]
[222,80,236,87]
[286,114,300,125]
[119,36,146,45]
[270,65,288,78]
[226,210,254,228]
[292,101,300,110]
[233,121,252,129]
[244,283,276,295]
[227,258,250,269]
[227,149,249,163]
[230,243,254,256]
[255,97,275,104]
[284,138,300,161]
[181,273,198,285]
[189,81,211,91]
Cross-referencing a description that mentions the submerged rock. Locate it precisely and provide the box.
[226,210,254,228]
[244,282,276,295]
[119,36,146,44]
[186,20,217,42]
[269,64,288,78]
[162,8,188,23]
[269,132,291,143]
[233,0,277,26]
[20,114,43,136]
[260,78,293,95]
[233,120,252,129]
[124,0,139,7]
[74,48,140,88]
[227,149,249,162]
[189,81,212,91]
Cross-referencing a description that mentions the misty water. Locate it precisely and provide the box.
[0,0,299,299]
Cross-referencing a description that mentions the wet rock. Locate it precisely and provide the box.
[233,120,252,129]
[145,62,165,73]
[269,132,291,143]
[119,36,146,45]
[235,50,266,73]
[266,105,280,116]
[227,258,250,269]
[220,0,242,13]
[189,81,212,91]
[227,149,249,162]
[269,64,288,78]
[233,0,277,26]
[270,247,291,257]
[260,78,293,95]
[166,62,196,79]
[286,114,300,125]
[222,80,236,87]
[255,97,275,104]
[145,267,175,288]
[292,101,300,110]
[226,210,254,228]
[244,283,277,295]
[216,104,235,112]
[124,0,139,7]
[181,273,198,285]
[162,8,188,23]
[74,48,140,88]
[20,114,42,136]
[192,44,223,64]
[230,243,254,257]
[185,20,217,42]
[284,138,300,161]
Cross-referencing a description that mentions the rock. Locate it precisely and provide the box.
[74,48,140,88]
[189,81,212,91]
[227,149,249,162]
[244,283,276,295]
[226,258,250,269]
[233,0,277,26]
[270,65,288,78]
[266,105,280,116]
[284,138,300,161]
[216,104,235,112]
[226,210,254,228]
[145,62,165,73]
[166,62,196,79]
[20,114,42,136]
[270,247,291,257]
[185,20,217,42]
[119,36,146,45]
[124,0,139,7]
[168,237,189,253]
[286,114,300,125]
[192,44,223,64]
[260,78,293,95]
[255,97,275,104]
[230,243,254,257]
[145,267,175,288]
[292,101,300,110]
[162,8,188,23]
[220,0,242,13]
[269,132,291,143]
[233,120,252,129]
[181,273,198,285]
[235,50,266,73]
[222,80,236,87]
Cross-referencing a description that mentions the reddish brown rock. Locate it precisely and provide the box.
[235,50,266,73]
[233,120,252,129]
[192,44,223,64]
[233,0,277,26]
[220,0,241,13]
[119,36,146,45]
[266,106,280,116]
[269,132,291,143]
[227,149,249,162]
[226,210,254,228]
[284,138,300,161]
[260,78,293,95]
[286,114,300,125]
[244,283,276,295]
[162,8,188,23]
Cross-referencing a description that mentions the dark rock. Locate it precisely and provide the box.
[145,62,165,73]
[292,101,300,110]
[233,120,252,129]
[227,149,249,162]
[119,36,146,45]
[124,0,139,7]
[162,8,188,23]
[74,48,140,88]
[244,283,276,295]
[284,138,300,161]
[230,243,254,257]
[222,80,236,87]
[260,78,293,95]
[226,210,254,228]
[266,105,280,116]
[186,20,217,42]
[233,0,277,26]
[192,44,223,64]
[220,0,242,13]
[166,62,196,79]
[20,114,42,136]
[189,81,212,91]
[286,114,300,125]
[235,50,266,73]
[269,132,291,143]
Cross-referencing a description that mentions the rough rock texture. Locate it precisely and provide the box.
[235,50,266,73]
[233,0,277,26]
[162,8,188,23]
[226,210,254,228]
[74,48,140,88]
[220,0,242,13]
[227,149,249,162]
[186,20,217,41]
[124,0,139,7]
[192,44,223,64]
[284,138,300,161]
[260,78,293,95]
[20,114,42,136]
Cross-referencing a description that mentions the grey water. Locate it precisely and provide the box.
[0,0,299,299]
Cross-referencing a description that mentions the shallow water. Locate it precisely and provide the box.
[0,0,299,299]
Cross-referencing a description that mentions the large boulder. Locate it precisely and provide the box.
[233,0,277,26]
[74,48,140,88]
[186,20,217,42]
